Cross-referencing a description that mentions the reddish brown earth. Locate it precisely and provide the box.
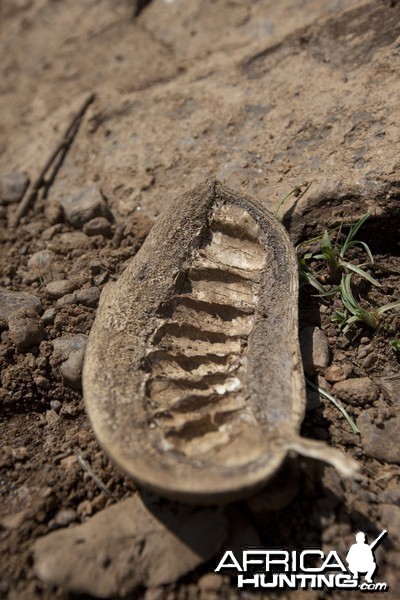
[0,1,399,599]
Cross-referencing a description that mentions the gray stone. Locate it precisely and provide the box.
[332,377,379,406]
[52,334,88,389]
[300,326,330,375]
[357,409,400,463]
[0,288,42,327]
[8,307,45,351]
[41,308,57,325]
[45,280,78,299]
[55,287,100,309]
[59,186,112,229]
[83,216,112,237]
[0,172,29,204]
[33,495,227,597]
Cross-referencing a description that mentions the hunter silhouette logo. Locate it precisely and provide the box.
[215,529,388,592]
[346,530,387,585]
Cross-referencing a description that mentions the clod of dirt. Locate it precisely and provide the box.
[45,279,78,299]
[331,377,379,406]
[8,306,45,351]
[44,200,63,225]
[83,216,112,237]
[299,326,330,375]
[59,186,112,229]
[32,495,228,598]
[48,231,91,252]
[0,288,42,327]
[52,334,88,389]
[0,172,29,204]
[357,409,400,463]
[324,363,353,383]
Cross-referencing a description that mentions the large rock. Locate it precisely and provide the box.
[33,495,228,598]
[59,186,112,229]
[0,288,42,328]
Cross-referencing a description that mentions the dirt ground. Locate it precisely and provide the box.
[0,0,399,598]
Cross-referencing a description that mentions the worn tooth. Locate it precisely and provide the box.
[185,278,256,311]
[173,303,254,336]
[84,178,358,504]
[201,231,265,271]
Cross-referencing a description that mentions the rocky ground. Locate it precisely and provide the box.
[0,1,399,599]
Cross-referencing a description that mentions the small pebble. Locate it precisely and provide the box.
[55,287,100,309]
[8,307,45,351]
[50,400,62,414]
[59,186,112,229]
[83,216,112,237]
[77,500,93,518]
[52,334,88,389]
[45,279,78,299]
[0,172,29,204]
[41,307,57,325]
[52,509,77,527]
[361,352,377,369]
[332,377,379,406]
[27,250,57,280]
[41,224,63,241]
[44,201,63,225]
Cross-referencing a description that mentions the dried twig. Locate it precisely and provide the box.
[9,93,96,228]
[76,452,114,499]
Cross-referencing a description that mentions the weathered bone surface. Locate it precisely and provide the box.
[83,178,358,503]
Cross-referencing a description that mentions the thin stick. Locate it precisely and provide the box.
[76,452,114,499]
[9,93,96,228]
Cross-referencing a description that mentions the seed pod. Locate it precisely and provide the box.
[83,178,358,503]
